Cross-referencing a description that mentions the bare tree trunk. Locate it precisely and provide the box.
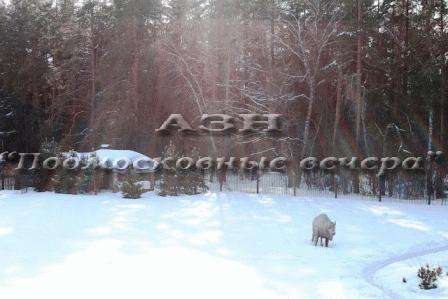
[332,66,343,198]
[89,27,97,149]
[332,67,343,151]
[297,82,316,187]
[355,0,363,148]
[354,0,363,194]
[427,109,434,203]
[130,1,141,148]
[276,0,341,189]
[269,0,276,83]
[440,1,446,150]
[442,66,446,150]
[302,83,315,158]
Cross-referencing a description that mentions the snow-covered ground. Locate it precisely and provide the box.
[0,190,447,299]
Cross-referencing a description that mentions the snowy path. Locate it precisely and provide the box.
[363,243,448,299]
[0,191,448,298]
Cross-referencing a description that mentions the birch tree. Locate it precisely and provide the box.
[276,0,343,183]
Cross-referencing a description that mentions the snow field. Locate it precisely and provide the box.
[0,190,447,298]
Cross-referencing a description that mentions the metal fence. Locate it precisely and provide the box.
[0,176,15,190]
[204,171,448,205]
[4,167,447,205]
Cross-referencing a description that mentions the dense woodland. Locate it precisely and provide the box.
[0,0,446,176]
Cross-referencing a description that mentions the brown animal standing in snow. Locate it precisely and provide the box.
[312,214,336,247]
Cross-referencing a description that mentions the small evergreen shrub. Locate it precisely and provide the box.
[158,142,179,196]
[51,152,79,194]
[78,154,98,194]
[78,166,94,194]
[177,169,208,195]
[417,264,443,290]
[32,169,52,192]
[158,173,178,196]
[52,169,78,194]
[121,173,144,199]
[158,144,208,196]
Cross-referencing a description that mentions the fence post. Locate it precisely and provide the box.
[219,170,224,192]
[378,175,382,202]
[256,170,260,194]
[174,174,179,196]
[426,157,432,205]
[293,172,297,196]
[150,173,155,191]
[333,172,338,199]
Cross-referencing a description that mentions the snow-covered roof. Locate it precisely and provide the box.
[64,149,158,172]
[94,149,151,161]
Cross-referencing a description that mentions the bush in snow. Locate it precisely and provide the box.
[417,264,443,289]
[121,173,144,199]
[52,169,79,194]
[158,173,178,196]
[159,170,207,196]
[51,152,80,194]
[177,169,208,195]
[158,142,178,196]
[158,144,208,196]
[78,166,95,194]
[188,148,208,194]
[33,139,62,192]
[177,148,208,195]
[32,168,52,192]
[77,154,98,194]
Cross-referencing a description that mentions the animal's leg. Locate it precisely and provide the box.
[314,235,318,246]
[325,239,329,247]
[319,237,323,246]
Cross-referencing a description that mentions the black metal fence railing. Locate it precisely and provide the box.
[204,171,447,205]
[4,168,447,205]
